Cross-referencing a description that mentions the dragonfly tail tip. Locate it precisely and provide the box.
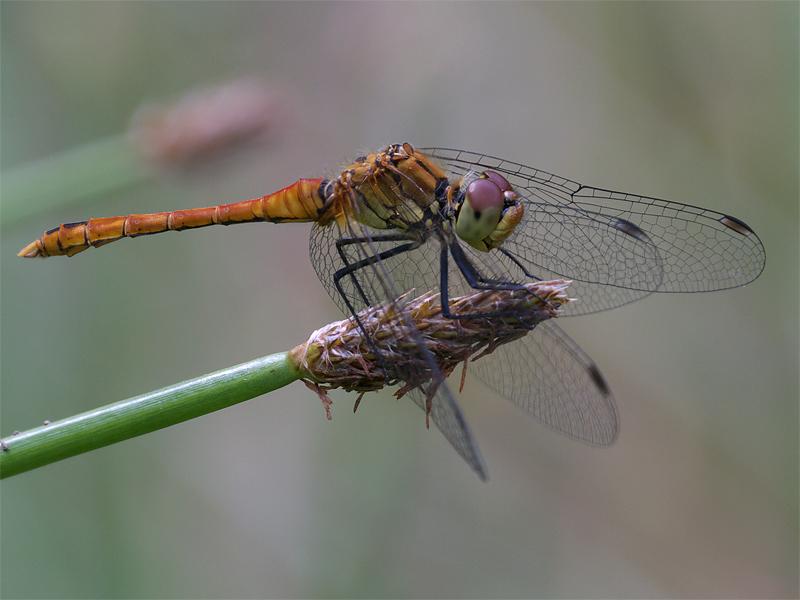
[17,241,44,258]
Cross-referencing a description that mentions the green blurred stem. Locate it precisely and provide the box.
[0,351,301,479]
[1,135,148,226]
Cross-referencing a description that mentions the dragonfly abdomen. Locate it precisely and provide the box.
[18,178,326,258]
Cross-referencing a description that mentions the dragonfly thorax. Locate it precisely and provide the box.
[327,143,448,232]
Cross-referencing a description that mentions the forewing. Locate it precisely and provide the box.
[309,217,488,480]
[461,201,663,316]
[470,320,619,445]
[422,147,765,315]
[571,185,765,292]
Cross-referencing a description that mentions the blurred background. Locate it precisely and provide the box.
[1,2,797,598]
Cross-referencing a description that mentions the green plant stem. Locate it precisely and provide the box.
[0,351,301,479]
[0,135,149,226]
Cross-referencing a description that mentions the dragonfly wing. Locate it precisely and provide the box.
[469,319,619,445]
[309,218,488,479]
[407,387,488,479]
[422,147,765,316]
[570,185,765,292]
[454,202,663,316]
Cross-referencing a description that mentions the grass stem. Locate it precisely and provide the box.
[0,351,300,479]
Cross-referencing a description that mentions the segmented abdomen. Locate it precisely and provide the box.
[18,178,325,258]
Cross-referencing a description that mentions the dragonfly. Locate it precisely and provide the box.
[19,143,766,479]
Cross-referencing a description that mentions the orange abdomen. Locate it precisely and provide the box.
[18,178,326,258]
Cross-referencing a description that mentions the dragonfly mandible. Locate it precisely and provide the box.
[19,143,766,479]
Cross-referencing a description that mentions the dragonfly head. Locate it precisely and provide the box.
[455,170,523,251]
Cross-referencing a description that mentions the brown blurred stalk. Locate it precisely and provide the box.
[1,79,277,227]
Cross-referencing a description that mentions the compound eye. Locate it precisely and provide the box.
[484,170,513,193]
[457,178,505,247]
[466,178,505,214]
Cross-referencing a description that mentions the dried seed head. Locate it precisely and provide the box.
[291,280,572,401]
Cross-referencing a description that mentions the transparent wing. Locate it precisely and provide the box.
[422,147,766,316]
[469,320,618,445]
[470,201,663,316]
[309,216,488,480]
[405,387,488,477]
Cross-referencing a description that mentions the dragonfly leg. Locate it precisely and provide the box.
[440,241,543,320]
[335,233,418,309]
[332,237,423,378]
[497,247,544,281]
[450,241,522,291]
[333,237,422,310]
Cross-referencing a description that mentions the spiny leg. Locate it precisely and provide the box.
[450,241,522,291]
[332,237,423,377]
[440,241,546,321]
[498,247,544,282]
[336,233,418,309]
